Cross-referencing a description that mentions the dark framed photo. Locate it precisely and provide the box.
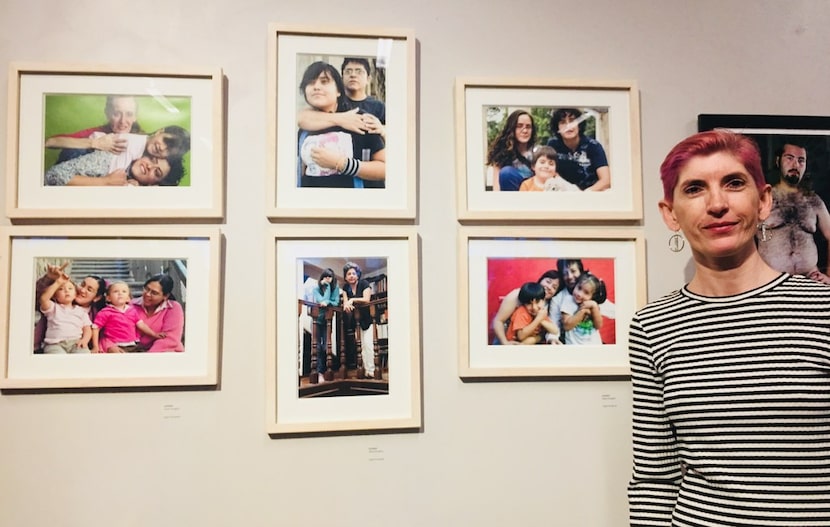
[6,62,224,220]
[699,114,830,282]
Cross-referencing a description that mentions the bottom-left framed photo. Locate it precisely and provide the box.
[0,226,222,390]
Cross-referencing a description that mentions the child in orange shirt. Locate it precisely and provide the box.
[519,146,581,192]
[505,282,560,344]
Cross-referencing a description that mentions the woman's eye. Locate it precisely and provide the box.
[726,178,747,189]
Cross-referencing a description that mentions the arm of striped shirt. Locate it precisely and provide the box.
[628,316,682,526]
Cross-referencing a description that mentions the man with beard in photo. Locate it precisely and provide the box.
[758,141,830,283]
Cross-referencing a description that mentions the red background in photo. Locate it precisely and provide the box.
[487,258,617,344]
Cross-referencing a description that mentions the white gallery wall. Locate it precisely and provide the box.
[1,1,829,526]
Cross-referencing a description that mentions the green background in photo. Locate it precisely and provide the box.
[43,94,192,186]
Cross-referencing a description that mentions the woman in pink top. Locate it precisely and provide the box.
[131,274,185,352]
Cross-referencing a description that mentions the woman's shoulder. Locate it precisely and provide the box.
[774,273,830,296]
[634,288,685,317]
[503,288,520,303]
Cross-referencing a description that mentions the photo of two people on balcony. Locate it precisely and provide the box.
[297,257,389,398]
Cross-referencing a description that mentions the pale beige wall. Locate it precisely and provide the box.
[1,1,829,526]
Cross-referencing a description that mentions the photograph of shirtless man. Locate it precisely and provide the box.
[758,141,830,283]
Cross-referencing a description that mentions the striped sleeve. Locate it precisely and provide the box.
[628,314,681,527]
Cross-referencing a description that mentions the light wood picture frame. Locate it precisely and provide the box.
[0,226,222,390]
[458,226,646,379]
[6,62,225,220]
[266,24,416,219]
[266,226,421,435]
[455,78,642,221]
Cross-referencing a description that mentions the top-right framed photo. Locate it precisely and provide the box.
[455,78,642,221]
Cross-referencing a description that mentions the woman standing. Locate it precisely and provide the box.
[485,110,536,191]
[132,274,184,353]
[628,130,830,526]
[341,262,375,379]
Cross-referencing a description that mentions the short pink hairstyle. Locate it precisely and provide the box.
[660,130,766,202]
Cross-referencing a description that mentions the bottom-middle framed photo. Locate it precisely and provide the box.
[265,227,421,436]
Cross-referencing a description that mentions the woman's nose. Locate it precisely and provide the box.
[706,189,728,214]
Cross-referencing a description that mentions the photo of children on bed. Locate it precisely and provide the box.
[42,93,192,187]
[483,106,611,193]
[32,258,187,354]
[488,257,616,345]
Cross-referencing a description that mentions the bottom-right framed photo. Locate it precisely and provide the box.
[458,226,646,379]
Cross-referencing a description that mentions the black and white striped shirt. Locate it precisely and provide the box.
[628,273,830,526]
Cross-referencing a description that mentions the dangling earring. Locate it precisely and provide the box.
[757,222,772,242]
[668,231,685,253]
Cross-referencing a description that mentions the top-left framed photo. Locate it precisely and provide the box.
[6,62,225,221]
[266,24,416,220]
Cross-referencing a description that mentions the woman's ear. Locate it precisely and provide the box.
[758,183,773,221]
[658,200,680,231]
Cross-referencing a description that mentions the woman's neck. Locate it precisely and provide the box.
[687,251,779,297]
[562,136,579,150]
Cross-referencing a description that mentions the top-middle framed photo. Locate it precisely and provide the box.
[267,24,416,220]
[455,78,642,221]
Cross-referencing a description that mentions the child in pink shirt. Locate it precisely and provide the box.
[92,281,164,353]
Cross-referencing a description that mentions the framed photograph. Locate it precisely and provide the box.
[266,24,416,219]
[699,114,830,282]
[266,227,421,435]
[458,226,646,379]
[455,78,642,221]
[6,62,224,220]
[0,226,222,389]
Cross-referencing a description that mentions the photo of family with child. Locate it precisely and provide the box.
[483,106,611,193]
[294,54,387,189]
[32,258,187,355]
[487,257,616,346]
[42,93,192,188]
